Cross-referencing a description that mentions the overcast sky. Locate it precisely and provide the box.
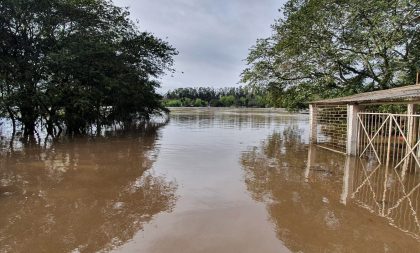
[113,0,284,91]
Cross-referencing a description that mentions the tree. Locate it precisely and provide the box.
[194,98,206,107]
[0,0,177,136]
[220,95,235,107]
[242,0,420,109]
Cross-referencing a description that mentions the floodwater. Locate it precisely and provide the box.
[0,108,419,253]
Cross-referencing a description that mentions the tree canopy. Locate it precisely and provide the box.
[241,0,420,109]
[0,0,177,137]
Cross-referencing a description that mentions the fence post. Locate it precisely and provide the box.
[347,104,359,156]
[309,104,317,143]
[385,115,393,168]
[340,155,355,205]
[402,104,416,178]
[305,144,316,182]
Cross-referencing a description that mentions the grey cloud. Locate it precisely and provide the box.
[113,0,284,90]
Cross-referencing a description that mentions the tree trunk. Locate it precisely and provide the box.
[21,106,36,137]
[6,106,16,136]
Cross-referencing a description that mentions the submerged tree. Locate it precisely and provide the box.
[242,0,420,109]
[0,0,177,136]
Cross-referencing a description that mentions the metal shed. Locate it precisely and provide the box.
[309,84,420,178]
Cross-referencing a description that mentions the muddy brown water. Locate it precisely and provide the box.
[0,108,419,253]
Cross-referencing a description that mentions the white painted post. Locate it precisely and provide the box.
[305,144,316,182]
[309,104,317,143]
[402,104,416,178]
[340,155,355,205]
[346,104,360,156]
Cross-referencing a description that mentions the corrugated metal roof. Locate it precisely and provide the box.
[311,84,420,105]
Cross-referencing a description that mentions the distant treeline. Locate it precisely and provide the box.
[163,87,271,107]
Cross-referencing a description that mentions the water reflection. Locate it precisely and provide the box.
[0,126,177,253]
[241,130,420,252]
[351,155,420,240]
[168,107,304,130]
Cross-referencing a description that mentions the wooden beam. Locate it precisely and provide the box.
[312,99,420,106]
[317,144,347,155]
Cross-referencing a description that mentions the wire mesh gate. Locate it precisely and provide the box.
[358,112,420,177]
[356,112,420,237]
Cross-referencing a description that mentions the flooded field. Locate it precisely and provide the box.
[1,108,419,253]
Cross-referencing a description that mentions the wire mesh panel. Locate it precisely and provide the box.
[357,112,420,177]
[356,111,420,240]
[357,113,391,164]
[351,157,420,239]
[316,105,347,152]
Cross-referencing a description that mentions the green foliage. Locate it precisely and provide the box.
[209,99,222,107]
[193,98,207,107]
[182,98,193,107]
[220,96,235,107]
[242,0,420,109]
[0,0,177,136]
[165,99,183,107]
[163,86,270,108]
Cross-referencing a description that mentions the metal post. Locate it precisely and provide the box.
[309,104,317,143]
[347,104,360,156]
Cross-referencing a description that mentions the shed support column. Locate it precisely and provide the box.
[402,104,416,179]
[309,104,317,143]
[346,104,360,156]
[340,156,355,205]
[305,144,316,182]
